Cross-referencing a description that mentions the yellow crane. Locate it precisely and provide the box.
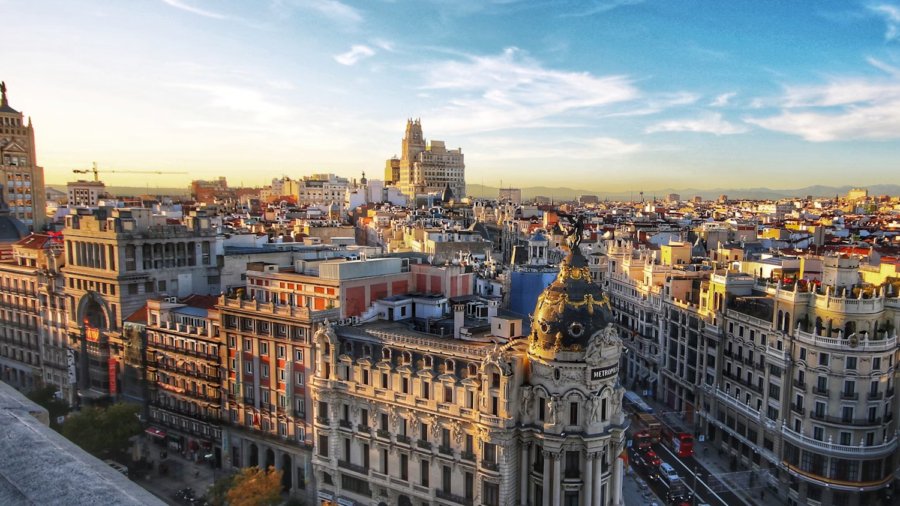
[72,162,187,182]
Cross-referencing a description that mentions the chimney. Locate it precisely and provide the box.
[488,299,499,320]
[453,303,465,339]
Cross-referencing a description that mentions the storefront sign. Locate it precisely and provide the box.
[590,365,617,380]
[85,326,100,342]
[317,491,334,501]
[108,358,117,395]
[66,349,77,384]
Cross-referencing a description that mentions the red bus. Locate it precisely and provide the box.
[669,431,694,458]
[634,431,653,451]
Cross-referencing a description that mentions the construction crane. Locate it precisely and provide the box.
[72,162,187,182]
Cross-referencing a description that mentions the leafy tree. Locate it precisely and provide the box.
[206,473,236,506]
[226,466,283,506]
[61,403,142,457]
[26,385,70,431]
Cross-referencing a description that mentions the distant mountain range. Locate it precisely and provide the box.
[467,183,900,201]
[48,183,900,201]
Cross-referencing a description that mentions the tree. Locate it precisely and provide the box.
[61,403,142,457]
[206,474,235,506]
[226,466,283,506]
[26,385,70,431]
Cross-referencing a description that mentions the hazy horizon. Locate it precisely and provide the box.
[8,0,900,190]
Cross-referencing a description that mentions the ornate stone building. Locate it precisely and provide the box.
[389,119,465,200]
[310,244,626,506]
[0,81,46,230]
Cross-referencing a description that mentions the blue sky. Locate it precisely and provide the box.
[5,0,900,191]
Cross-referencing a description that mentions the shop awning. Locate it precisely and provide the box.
[145,427,166,439]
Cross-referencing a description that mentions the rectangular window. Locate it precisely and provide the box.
[845,356,857,370]
[482,482,499,506]
[295,349,304,362]
[400,454,408,481]
[569,402,578,425]
[819,353,829,366]
[420,459,429,486]
[318,435,329,457]
[381,372,388,389]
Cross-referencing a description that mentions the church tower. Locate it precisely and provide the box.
[0,81,46,231]
[520,242,627,506]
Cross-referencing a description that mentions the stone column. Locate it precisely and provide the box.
[612,453,623,506]
[274,449,283,471]
[520,443,529,506]
[584,453,594,506]
[542,451,551,506]
[553,453,562,506]
[593,451,603,506]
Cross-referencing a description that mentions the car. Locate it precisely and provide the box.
[659,462,680,484]
[644,450,662,466]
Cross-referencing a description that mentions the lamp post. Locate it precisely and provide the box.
[692,466,699,506]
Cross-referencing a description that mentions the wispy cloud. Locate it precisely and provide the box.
[175,82,292,124]
[334,45,375,65]
[160,0,225,19]
[561,0,644,18]
[473,135,642,160]
[273,0,362,27]
[746,61,900,141]
[420,47,639,133]
[710,92,736,107]
[646,112,747,135]
[869,3,900,40]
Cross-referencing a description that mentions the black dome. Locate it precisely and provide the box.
[530,246,612,354]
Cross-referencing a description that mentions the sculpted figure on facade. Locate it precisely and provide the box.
[548,395,561,426]
[519,386,533,419]
[589,393,603,423]
[584,331,604,366]
[482,343,511,375]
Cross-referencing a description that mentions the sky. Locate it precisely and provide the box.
[5,0,900,192]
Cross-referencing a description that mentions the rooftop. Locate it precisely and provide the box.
[0,381,165,506]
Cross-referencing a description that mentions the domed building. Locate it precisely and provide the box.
[309,236,627,506]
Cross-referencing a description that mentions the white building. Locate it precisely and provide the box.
[311,246,627,506]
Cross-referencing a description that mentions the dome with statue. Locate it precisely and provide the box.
[529,239,614,361]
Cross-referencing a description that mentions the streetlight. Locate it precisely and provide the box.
[692,466,699,506]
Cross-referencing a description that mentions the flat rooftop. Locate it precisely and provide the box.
[0,382,165,506]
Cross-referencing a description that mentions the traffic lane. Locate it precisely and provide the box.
[654,444,741,506]
[626,449,671,505]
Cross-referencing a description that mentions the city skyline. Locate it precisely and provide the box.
[7,0,900,189]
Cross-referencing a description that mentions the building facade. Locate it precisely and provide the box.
[67,180,106,207]
[0,82,46,230]
[63,208,222,402]
[605,235,899,506]
[311,245,626,506]
[392,119,465,200]
[146,296,225,463]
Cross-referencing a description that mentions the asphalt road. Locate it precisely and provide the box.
[654,443,750,506]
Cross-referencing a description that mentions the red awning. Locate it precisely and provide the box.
[145,427,167,439]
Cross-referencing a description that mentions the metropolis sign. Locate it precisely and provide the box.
[590,365,618,381]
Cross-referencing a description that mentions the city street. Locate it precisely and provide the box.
[131,436,223,505]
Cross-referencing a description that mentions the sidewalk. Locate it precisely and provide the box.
[691,438,787,506]
[131,435,223,505]
[623,468,663,506]
[639,395,789,506]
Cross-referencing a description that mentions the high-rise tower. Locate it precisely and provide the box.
[391,119,465,200]
[0,82,46,230]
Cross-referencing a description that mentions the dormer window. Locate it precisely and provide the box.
[403,351,413,365]
[468,364,478,377]
[363,344,372,358]
[424,355,433,368]
[445,359,455,373]
[381,348,391,361]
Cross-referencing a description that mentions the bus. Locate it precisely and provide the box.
[662,426,694,458]
[624,390,654,413]
[633,430,653,451]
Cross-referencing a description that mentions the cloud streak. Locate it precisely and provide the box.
[869,3,900,40]
[646,112,747,135]
[334,45,375,65]
[420,47,639,133]
[747,62,900,141]
[160,0,226,19]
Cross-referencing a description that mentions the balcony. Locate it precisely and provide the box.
[780,425,898,458]
[435,489,473,506]
[812,387,829,397]
[793,380,806,390]
[867,391,883,400]
[376,429,390,440]
[417,440,432,451]
[438,445,453,456]
[887,388,895,398]
[460,451,475,461]
[790,404,805,416]
[316,416,330,425]
[809,411,882,426]
[481,460,499,472]
[338,460,369,475]
[840,391,859,401]
[339,419,353,430]
[357,424,371,434]
[396,434,411,445]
